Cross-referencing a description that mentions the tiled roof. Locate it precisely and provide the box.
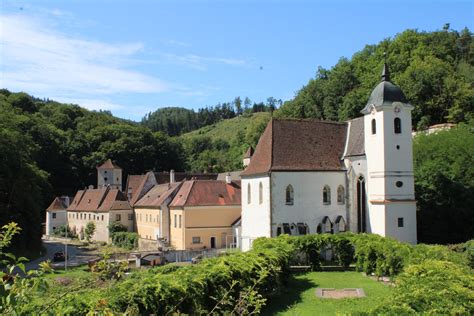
[129,171,157,206]
[154,172,218,184]
[135,182,181,207]
[241,119,348,176]
[46,197,67,211]
[125,174,147,202]
[67,187,130,212]
[170,180,241,207]
[97,159,121,169]
[344,117,365,157]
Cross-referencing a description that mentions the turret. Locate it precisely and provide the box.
[97,159,122,191]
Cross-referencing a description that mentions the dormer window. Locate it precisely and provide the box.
[394,117,401,134]
[371,119,376,134]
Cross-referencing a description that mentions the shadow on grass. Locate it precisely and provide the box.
[262,273,317,315]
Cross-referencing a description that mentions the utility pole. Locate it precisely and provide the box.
[65,219,68,271]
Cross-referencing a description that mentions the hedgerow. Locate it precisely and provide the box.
[110,232,138,250]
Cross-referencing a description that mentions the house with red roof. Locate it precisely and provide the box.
[169,177,241,250]
[45,196,71,236]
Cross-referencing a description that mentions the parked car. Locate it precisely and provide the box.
[53,251,66,262]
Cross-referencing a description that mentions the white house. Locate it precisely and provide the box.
[240,63,417,250]
[45,196,70,236]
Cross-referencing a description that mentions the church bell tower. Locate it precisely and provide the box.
[361,62,417,244]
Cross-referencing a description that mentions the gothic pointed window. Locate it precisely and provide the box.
[394,117,402,134]
[259,182,263,205]
[323,185,331,205]
[371,119,376,134]
[337,185,345,205]
[247,183,251,204]
[286,185,294,205]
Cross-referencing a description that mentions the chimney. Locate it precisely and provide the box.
[170,169,175,184]
[88,185,94,190]
[225,173,232,184]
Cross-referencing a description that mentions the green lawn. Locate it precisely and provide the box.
[263,272,392,315]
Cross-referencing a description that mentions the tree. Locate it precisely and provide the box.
[413,122,474,244]
[234,96,242,115]
[84,222,96,242]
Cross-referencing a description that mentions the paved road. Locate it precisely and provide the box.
[25,240,98,271]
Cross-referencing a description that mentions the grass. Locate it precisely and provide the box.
[262,272,393,315]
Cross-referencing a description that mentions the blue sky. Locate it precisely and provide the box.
[1,0,473,121]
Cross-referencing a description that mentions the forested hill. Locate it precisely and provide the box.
[0,90,185,253]
[275,26,473,130]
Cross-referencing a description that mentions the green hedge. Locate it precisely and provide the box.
[110,232,138,250]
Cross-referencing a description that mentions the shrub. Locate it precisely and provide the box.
[108,222,128,235]
[111,232,138,250]
[84,222,96,242]
[370,260,474,315]
[52,225,75,238]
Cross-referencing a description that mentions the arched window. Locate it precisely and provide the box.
[335,216,346,233]
[323,185,331,205]
[337,185,345,205]
[371,119,376,134]
[394,117,401,134]
[286,185,294,205]
[247,183,251,204]
[259,182,263,204]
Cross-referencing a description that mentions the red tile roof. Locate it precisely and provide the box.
[46,197,67,211]
[170,180,241,207]
[129,171,157,206]
[67,187,130,212]
[241,119,348,176]
[97,159,121,169]
[135,182,182,207]
[125,174,147,202]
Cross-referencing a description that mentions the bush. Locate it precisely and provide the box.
[52,225,75,238]
[370,260,474,315]
[108,222,128,234]
[111,232,138,250]
[84,222,95,242]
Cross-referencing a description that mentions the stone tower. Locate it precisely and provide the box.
[97,159,122,191]
[361,63,417,244]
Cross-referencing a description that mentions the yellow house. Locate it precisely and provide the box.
[169,179,241,250]
[133,182,181,244]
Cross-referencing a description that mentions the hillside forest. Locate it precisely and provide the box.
[0,26,473,254]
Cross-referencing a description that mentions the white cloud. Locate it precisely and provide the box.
[0,14,169,97]
[161,53,247,71]
[53,97,125,111]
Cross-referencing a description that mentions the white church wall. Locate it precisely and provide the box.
[385,202,417,244]
[241,175,271,251]
[271,171,347,235]
[344,157,368,233]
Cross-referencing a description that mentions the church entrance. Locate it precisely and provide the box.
[357,176,367,233]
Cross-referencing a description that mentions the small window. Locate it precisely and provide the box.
[247,183,251,204]
[179,215,182,228]
[128,214,133,220]
[371,119,376,134]
[101,215,104,221]
[52,213,56,219]
[174,214,177,228]
[259,182,263,205]
[276,226,282,236]
[104,170,107,174]
[323,186,331,205]
[394,117,401,134]
[115,214,121,221]
[104,177,108,181]
[286,185,294,205]
[398,217,404,227]
[146,214,148,222]
[192,237,201,244]
[337,185,345,205]
[282,223,291,235]
[396,181,404,188]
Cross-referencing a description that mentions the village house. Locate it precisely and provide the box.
[45,196,71,236]
[168,176,241,250]
[240,63,418,250]
[66,186,134,242]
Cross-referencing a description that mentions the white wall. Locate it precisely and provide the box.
[98,168,122,190]
[45,210,67,235]
[241,175,271,251]
[271,171,347,235]
[344,157,368,233]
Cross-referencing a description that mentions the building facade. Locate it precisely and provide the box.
[241,64,417,250]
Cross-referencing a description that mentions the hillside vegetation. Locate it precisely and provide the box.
[276,26,473,130]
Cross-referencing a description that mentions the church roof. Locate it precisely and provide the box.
[170,180,241,207]
[361,63,408,114]
[241,119,347,176]
[344,117,365,157]
[97,159,121,169]
[67,187,131,212]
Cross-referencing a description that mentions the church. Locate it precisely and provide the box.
[240,63,417,251]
